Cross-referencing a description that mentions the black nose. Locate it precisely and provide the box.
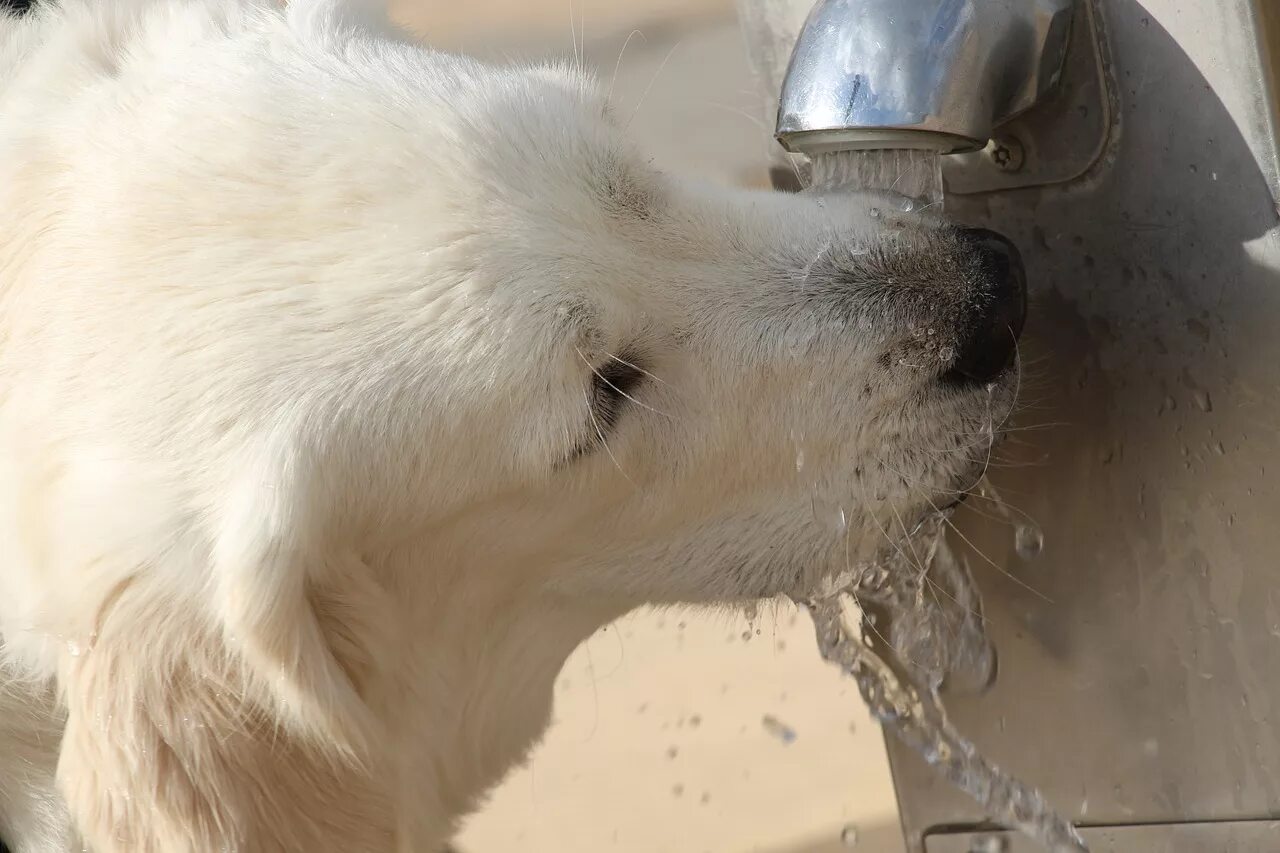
[943,228,1027,386]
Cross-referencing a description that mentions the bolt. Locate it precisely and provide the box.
[986,136,1026,172]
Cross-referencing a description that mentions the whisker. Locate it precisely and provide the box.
[582,389,634,485]
[876,465,990,625]
[705,101,768,132]
[603,349,673,388]
[965,487,1044,529]
[607,29,646,107]
[582,640,600,740]
[846,493,925,667]
[873,446,1052,605]
[952,421,1069,436]
[995,327,1025,434]
[626,42,683,131]
[889,501,961,649]
[940,509,1052,602]
[575,347,672,419]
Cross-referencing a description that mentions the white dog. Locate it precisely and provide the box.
[0,1,1026,850]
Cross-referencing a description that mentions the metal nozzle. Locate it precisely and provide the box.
[775,0,1075,156]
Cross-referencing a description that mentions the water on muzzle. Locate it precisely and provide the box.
[801,149,1086,852]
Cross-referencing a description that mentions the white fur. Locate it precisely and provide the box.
[0,1,1015,850]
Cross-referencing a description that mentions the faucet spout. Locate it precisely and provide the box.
[775,0,1075,156]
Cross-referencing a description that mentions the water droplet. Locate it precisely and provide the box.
[812,497,848,533]
[1015,524,1044,560]
[869,207,882,219]
[938,345,955,363]
[761,714,797,744]
[741,630,753,642]
[840,824,860,847]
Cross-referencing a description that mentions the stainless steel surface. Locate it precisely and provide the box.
[924,821,1280,852]
[942,0,1113,195]
[886,0,1280,840]
[738,0,1280,849]
[739,0,1113,195]
[774,0,1075,155]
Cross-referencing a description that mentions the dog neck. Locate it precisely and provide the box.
[370,545,630,843]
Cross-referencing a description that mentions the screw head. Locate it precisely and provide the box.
[987,136,1026,172]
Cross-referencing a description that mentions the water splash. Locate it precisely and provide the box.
[979,481,1045,563]
[761,714,798,745]
[800,144,1079,850]
[799,513,1086,853]
[1015,524,1045,560]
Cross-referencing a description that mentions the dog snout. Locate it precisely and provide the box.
[943,228,1027,386]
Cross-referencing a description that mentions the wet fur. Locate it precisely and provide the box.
[0,1,1013,850]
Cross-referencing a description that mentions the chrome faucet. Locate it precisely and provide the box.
[774,0,1075,157]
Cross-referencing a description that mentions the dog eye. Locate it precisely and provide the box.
[589,356,647,431]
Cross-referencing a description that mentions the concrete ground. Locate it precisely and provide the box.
[390,3,907,851]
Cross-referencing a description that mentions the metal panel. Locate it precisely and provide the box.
[739,0,1280,849]
[925,821,1280,853]
[943,0,1115,195]
[885,0,1280,847]
[739,0,1115,193]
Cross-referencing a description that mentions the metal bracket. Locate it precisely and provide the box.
[942,0,1115,195]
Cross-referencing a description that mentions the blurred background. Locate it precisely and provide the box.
[384,2,905,851]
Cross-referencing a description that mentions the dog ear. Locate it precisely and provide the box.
[210,439,392,758]
[55,437,400,851]
[56,577,396,852]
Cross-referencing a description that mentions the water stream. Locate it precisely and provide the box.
[802,149,1086,853]
[808,149,945,212]
[800,503,1085,853]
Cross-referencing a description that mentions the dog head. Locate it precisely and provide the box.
[339,62,1026,606]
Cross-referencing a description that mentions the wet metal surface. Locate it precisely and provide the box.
[742,0,1280,848]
